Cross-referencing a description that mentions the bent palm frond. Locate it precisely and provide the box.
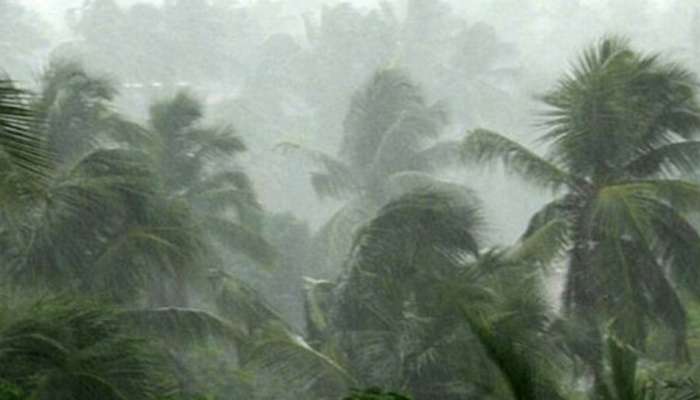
[120,307,246,346]
[623,141,700,178]
[0,79,49,178]
[462,129,574,192]
[247,324,355,392]
[277,142,359,200]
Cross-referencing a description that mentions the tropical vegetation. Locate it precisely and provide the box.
[3,0,700,399]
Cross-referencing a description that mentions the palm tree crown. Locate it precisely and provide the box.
[462,36,700,362]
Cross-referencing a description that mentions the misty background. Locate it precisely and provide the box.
[5,0,700,245]
[5,1,700,399]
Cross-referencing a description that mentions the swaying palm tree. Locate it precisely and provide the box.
[0,63,205,306]
[146,91,276,267]
[283,68,454,276]
[461,36,700,369]
[250,188,567,400]
[0,147,205,305]
[0,298,169,400]
[35,59,143,165]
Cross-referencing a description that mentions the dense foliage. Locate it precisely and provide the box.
[4,0,700,399]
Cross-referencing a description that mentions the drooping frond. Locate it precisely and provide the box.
[461,129,575,192]
[636,180,700,213]
[651,204,700,299]
[351,188,483,262]
[120,307,245,347]
[212,275,289,335]
[590,183,663,240]
[462,309,565,400]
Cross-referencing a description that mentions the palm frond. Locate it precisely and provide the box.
[638,180,700,213]
[0,79,49,178]
[212,275,289,335]
[651,204,700,299]
[591,183,665,239]
[413,140,462,171]
[462,309,565,400]
[310,198,374,275]
[462,129,575,192]
[510,217,570,266]
[0,299,165,400]
[385,171,469,201]
[624,141,700,177]
[246,324,355,392]
[190,126,247,161]
[120,307,246,347]
[205,215,278,267]
[277,142,359,200]
[351,188,483,262]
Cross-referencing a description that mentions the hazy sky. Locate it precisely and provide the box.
[19,0,670,25]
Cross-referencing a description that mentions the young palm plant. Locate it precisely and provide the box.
[461,36,700,376]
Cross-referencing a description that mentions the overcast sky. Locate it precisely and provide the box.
[19,0,670,25]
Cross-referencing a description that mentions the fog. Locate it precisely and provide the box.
[2,0,700,399]
[12,0,698,243]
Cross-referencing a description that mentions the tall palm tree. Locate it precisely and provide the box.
[0,63,204,306]
[35,59,142,165]
[284,68,454,276]
[146,91,276,267]
[461,37,700,366]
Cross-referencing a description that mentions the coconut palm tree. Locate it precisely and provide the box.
[283,68,455,276]
[0,298,169,400]
[461,36,700,368]
[146,91,276,267]
[250,188,567,400]
[0,63,205,306]
[34,59,143,165]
